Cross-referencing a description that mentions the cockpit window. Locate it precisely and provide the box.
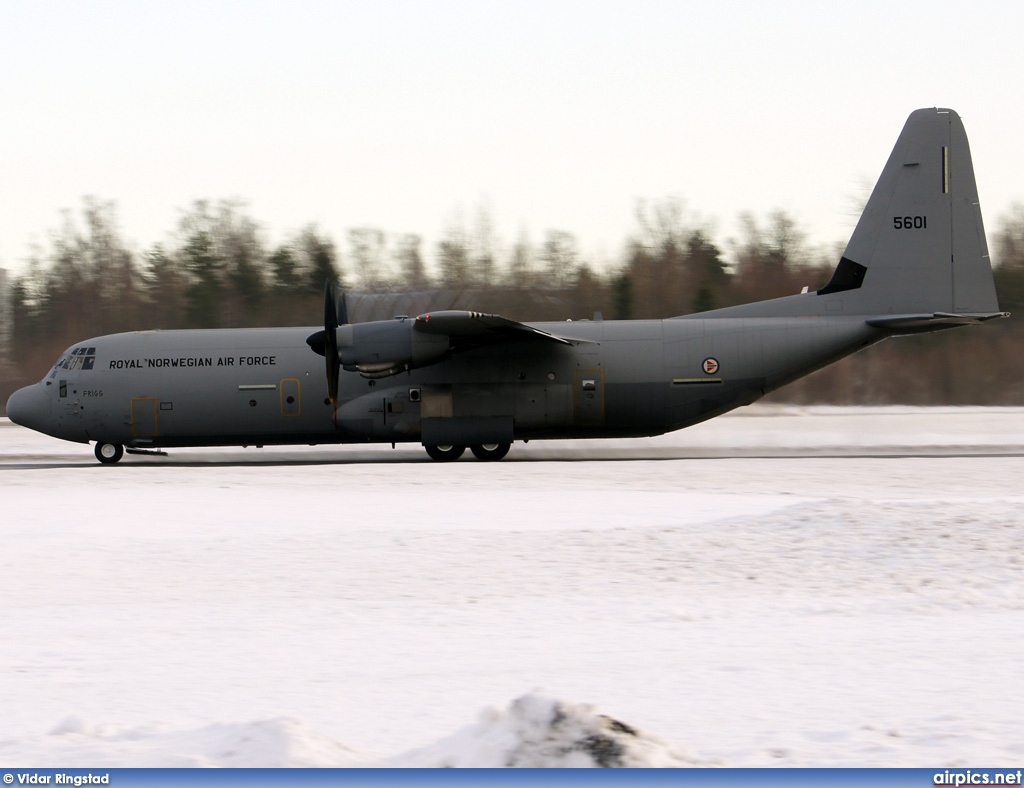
[66,347,96,371]
[69,347,96,370]
[49,347,96,379]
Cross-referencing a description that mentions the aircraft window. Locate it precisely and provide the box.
[59,380,67,398]
[61,347,97,371]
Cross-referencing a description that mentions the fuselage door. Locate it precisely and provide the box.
[131,397,159,437]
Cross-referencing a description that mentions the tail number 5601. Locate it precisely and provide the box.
[893,216,927,229]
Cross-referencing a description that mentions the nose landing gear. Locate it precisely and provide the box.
[94,442,124,464]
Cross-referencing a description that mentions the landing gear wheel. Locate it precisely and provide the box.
[424,444,465,462]
[471,442,511,461]
[94,442,124,464]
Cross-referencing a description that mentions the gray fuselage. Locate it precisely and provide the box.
[12,315,881,450]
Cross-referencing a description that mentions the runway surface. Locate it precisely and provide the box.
[2,406,1023,766]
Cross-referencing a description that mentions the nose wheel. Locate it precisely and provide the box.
[94,442,124,464]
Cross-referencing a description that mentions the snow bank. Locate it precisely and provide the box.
[0,695,698,768]
[1,716,364,768]
[385,693,704,767]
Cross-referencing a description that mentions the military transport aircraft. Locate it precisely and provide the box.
[6,108,1008,463]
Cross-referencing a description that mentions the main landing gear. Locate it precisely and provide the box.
[424,444,464,461]
[424,442,511,462]
[470,442,511,461]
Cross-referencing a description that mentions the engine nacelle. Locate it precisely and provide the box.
[337,319,450,378]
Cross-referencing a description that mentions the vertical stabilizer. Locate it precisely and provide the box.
[683,109,1004,324]
[832,108,999,316]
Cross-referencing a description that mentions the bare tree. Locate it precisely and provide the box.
[394,233,428,288]
[507,229,534,287]
[472,203,498,284]
[540,230,579,287]
[348,227,388,289]
[437,213,471,288]
[298,224,341,294]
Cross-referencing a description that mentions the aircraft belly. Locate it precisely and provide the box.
[334,382,424,442]
[660,317,881,430]
[597,331,667,436]
[602,381,667,436]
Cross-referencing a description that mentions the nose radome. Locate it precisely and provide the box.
[6,385,51,435]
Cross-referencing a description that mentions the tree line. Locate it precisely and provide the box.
[3,196,1023,409]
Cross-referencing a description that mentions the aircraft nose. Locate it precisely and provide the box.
[6,384,51,434]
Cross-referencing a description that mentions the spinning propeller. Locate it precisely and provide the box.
[306,281,347,406]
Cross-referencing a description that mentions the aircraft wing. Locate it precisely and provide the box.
[414,310,577,349]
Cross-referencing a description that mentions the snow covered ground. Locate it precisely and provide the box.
[1,406,1023,767]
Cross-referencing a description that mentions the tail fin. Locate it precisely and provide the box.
[825,107,1003,320]
[691,109,1006,325]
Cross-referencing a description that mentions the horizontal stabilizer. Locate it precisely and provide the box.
[866,311,1009,334]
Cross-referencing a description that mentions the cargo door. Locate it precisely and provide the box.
[130,397,159,437]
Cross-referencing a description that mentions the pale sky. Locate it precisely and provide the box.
[3,0,1023,275]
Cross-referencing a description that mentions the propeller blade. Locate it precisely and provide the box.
[324,280,339,330]
[324,280,340,405]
